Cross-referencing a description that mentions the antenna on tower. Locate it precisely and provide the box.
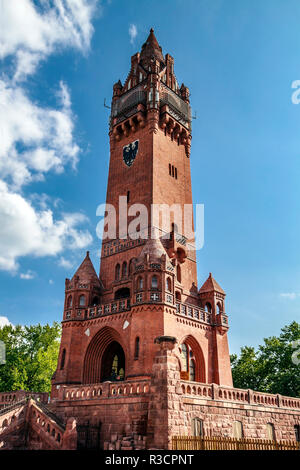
[104,98,111,109]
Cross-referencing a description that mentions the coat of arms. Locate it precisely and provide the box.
[123,140,139,167]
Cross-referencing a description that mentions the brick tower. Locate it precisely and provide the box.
[1,29,299,453]
[50,28,234,447]
[52,28,232,393]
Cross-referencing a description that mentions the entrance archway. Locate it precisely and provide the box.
[101,341,125,382]
[83,326,127,384]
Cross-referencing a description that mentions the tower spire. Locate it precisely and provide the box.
[140,27,164,67]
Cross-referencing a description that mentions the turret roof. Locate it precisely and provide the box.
[71,251,100,286]
[199,273,225,295]
[140,28,164,67]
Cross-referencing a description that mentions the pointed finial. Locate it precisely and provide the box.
[150,28,154,33]
[86,251,90,257]
[209,272,212,278]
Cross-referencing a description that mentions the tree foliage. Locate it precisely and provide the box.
[230,322,300,397]
[0,322,61,393]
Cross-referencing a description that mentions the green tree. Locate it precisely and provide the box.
[0,322,61,393]
[230,321,300,397]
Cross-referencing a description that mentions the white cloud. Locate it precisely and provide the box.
[0,316,12,328]
[0,0,98,82]
[0,80,79,189]
[0,181,92,272]
[20,270,35,280]
[58,256,74,269]
[129,24,137,44]
[279,293,300,300]
[0,1,98,272]
[49,279,54,285]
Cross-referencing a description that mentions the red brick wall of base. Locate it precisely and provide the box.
[49,338,300,450]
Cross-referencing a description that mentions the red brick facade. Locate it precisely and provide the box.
[0,29,299,450]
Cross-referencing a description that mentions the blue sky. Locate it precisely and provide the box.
[0,0,300,354]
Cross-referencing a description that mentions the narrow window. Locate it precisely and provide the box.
[176,264,181,283]
[172,165,174,177]
[175,167,177,179]
[137,276,143,290]
[151,275,158,289]
[67,295,72,308]
[115,263,120,280]
[79,295,85,306]
[177,137,180,146]
[134,337,140,359]
[169,163,171,175]
[166,277,171,291]
[232,421,243,439]
[127,191,130,203]
[60,349,66,370]
[266,423,275,441]
[190,359,195,381]
[192,418,204,437]
[129,258,135,274]
[205,302,212,313]
[294,425,300,442]
[164,127,167,136]
[122,261,127,278]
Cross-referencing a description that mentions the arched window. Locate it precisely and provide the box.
[266,423,275,441]
[151,275,158,289]
[134,337,140,359]
[204,302,212,313]
[92,296,99,306]
[175,291,181,301]
[180,343,197,381]
[115,263,120,280]
[192,418,204,437]
[232,421,243,438]
[176,264,181,283]
[217,302,222,314]
[137,276,143,290]
[166,277,172,291]
[79,295,85,306]
[60,349,66,370]
[122,262,127,278]
[67,295,72,308]
[129,258,135,274]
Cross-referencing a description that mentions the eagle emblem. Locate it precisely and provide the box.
[123,140,139,167]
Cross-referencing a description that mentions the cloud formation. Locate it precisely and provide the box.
[0,316,12,328]
[0,0,98,272]
[129,24,137,44]
[279,293,300,300]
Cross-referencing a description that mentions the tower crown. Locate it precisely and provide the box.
[110,29,192,155]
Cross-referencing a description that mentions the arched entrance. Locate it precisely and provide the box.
[83,326,127,384]
[101,341,125,382]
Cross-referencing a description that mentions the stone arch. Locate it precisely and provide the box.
[178,334,206,383]
[82,326,127,384]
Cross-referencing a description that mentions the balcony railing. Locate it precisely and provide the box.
[180,381,300,410]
